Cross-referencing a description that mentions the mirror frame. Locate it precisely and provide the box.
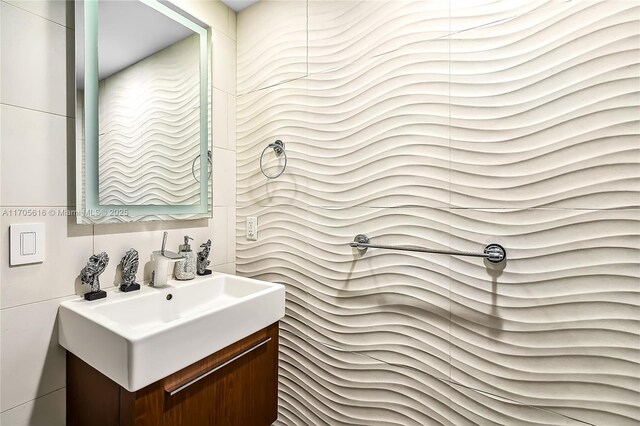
[77,0,211,223]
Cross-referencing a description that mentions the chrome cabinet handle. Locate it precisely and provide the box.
[167,337,272,396]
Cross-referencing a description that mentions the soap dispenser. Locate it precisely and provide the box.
[174,236,196,280]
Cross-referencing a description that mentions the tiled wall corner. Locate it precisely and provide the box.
[0,0,237,423]
[228,7,236,41]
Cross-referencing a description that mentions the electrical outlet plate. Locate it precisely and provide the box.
[246,217,257,241]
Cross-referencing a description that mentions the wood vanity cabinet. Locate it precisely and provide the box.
[67,323,279,426]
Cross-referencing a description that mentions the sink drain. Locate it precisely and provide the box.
[166,294,173,301]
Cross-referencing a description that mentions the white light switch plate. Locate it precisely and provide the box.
[10,223,45,265]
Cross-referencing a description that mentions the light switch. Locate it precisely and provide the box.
[10,223,45,266]
[20,232,36,255]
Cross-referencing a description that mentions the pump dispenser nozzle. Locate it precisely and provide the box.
[180,236,193,252]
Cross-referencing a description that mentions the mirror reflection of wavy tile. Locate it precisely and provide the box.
[98,35,201,206]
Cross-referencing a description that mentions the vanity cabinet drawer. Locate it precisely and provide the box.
[67,323,279,426]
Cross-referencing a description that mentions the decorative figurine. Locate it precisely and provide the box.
[81,252,109,301]
[197,239,212,275]
[119,248,140,292]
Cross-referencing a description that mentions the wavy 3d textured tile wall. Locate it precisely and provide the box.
[237,1,640,425]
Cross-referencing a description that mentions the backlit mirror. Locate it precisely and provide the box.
[76,0,211,224]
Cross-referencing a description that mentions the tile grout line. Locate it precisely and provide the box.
[1,292,77,311]
[214,146,237,154]
[303,13,519,80]
[0,102,73,120]
[0,385,66,414]
[308,336,596,426]
[237,74,309,98]
[447,381,597,426]
[0,0,73,30]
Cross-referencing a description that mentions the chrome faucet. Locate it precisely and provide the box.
[151,232,183,287]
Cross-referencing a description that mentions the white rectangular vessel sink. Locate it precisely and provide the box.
[58,273,285,392]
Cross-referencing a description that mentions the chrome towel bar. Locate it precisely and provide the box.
[349,234,506,263]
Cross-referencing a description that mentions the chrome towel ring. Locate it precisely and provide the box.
[191,150,212,182]
[260,140,287,179]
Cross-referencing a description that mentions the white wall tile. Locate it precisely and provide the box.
[213,88,228,149]
[448,1,640,209]
[210,206,228,266]
[448,0,571,34]
[237,0,307,94]
[308,0,556,76]
[302,53,450,208]
[226,206,236,263]
[236,77,310,207]
[0,387,65,426]
[237,53,452,207]
[1,213,93,309]
[209,206,236,266]
[212,29,237,95]
[278,335,457,425]
[4,0,73,28]
[448,208,640,424]
[212,262,235,274]
[237,1,640,425]
[213,147,236,206]
[227,94,236,151]
[447,382,584,426]
[0,2,72,116]
[308,0,448,75]
[237,205,452,378]
[0,105,71,207]
[236,205,311,340]
[1,296,72,412]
